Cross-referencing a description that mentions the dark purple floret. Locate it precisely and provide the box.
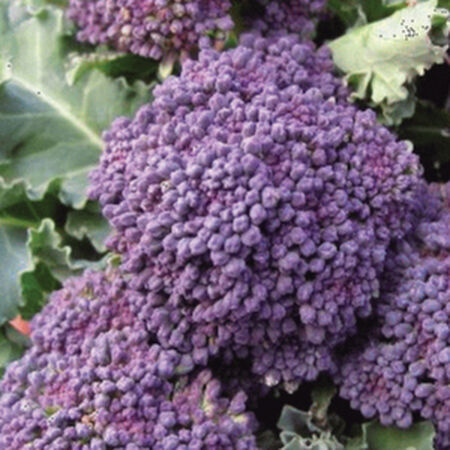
[30,269,140,356]
[67,0,233,59]
[336,184,450,449]
[90,33,422,389]
[0,340,257,448]
[253,0,327,38]
[0,271,258,449]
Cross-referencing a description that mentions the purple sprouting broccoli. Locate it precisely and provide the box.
[0,344,258,449]
[0,270,258,449]
[253,0,327,38]
[89,32,423,389]
[30,269,140,356]
[67,0,233,60]
[336,184,450,449]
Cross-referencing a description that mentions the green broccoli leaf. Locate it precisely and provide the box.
[277,381,346,450]
[0,0,151,327]
[362,421,436,450]
[0,0,151,208]
[27,218,108,283]
[0,209,33,321]
[327,0,361,27]
[0,179,60,323]
[65,202,110,253]
[329,0,449,125]
[0,179,107,324]
[277,404,345,449]
[398,100,450,177]
[66,48,158,85]
[327,0,407,27]
[0,325,27,376]
[20,217,109,319]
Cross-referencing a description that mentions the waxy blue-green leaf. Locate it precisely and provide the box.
[0,179,62,323]
[329,0,449,124]
[0,182,104,324]
[0,0,150,208]
[0,0,151,327]
[362,421,435,450]
[65,202,110,253]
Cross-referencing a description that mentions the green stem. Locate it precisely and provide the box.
[0,215,38,230]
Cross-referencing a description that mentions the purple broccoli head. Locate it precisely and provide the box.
[90,33,423,389]
[0,271,258,449]
[67,0,233,60]
[30,269,140,355]
[336,184,450,448]
[253,0,327,38]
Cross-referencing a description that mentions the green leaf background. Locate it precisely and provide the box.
[0,0,152,336]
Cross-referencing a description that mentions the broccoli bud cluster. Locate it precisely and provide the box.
[67,0,233,60]
[336,184,450,449]
[90,32,422,389]
[253,0,327,38]
[0,271,258,449]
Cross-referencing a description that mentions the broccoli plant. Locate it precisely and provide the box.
[0,0,448,448]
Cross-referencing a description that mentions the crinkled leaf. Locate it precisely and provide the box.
[66,49,158,85]
[0,179,61,323]
[329,0,449,124]
[277,405,344,449]
[0,180,106,324]
[362,421,435,450]
[27,218,108,283]
[278,405,316,437]
[0,0,151,208]
[19,262,60,320]
[65,202,110,253]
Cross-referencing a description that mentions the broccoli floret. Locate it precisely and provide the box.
[67,0,234,60]
[30,269,140,356]
[0,271,258,449]
[252,0,327,38]
[89,32,423,390]
[336,183,450,449]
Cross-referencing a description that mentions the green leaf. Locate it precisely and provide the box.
[327,0,361,27]
[277,405,345,450]
[0,180,106,324]
[0,208,32,321]
[65,202,110,253]
[327,0,407,27]
[22,218,110,320]
[361,0,407,22]
[66,49,158,85]
[0,325,27,376]
[398,100,450,173]
[0,179,60,323]
[329,0,449,124]
[19,262,60,319]
[27,218,98,282]
[362,421,436,450]
[0,0,151,208]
